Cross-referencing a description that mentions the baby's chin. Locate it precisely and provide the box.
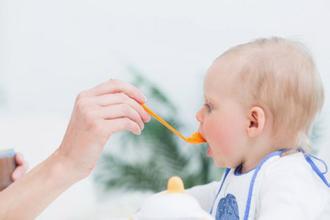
[213,160,227,168]
[212,153,237,168]
[211,155,228,168]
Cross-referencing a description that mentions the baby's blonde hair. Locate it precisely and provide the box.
[221,37,324,148]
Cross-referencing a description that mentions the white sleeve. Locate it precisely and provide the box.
[186,181,220,212]
[256,160,330,220]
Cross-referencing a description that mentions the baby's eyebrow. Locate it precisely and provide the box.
[204,96,218,107]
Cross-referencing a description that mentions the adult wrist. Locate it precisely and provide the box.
[49,149,85,184]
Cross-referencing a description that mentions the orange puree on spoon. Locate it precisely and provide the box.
[142,104,206,144]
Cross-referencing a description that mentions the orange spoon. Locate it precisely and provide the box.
[142,104,206,144]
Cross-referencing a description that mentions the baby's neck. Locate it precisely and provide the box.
[241,137,298,173]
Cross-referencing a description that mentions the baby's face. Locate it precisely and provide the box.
[196,58,249,168]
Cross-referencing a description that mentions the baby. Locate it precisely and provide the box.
[186,37,330,220]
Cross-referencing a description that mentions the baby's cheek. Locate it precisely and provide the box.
[207,120,235,156]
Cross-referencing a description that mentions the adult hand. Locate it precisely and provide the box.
[57,79,151,179]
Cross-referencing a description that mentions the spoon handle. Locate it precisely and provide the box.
[142,104,187,142]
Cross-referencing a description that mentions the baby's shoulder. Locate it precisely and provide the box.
[262,151,310,174]
[261,152,325,184]
[255,153,330,219]
[259,152,329,200]
[256,152,330,217]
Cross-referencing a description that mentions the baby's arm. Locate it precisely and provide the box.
[256,158,329,220]
[186,181,219,212]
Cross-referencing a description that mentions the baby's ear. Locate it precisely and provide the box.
[246,106,265,138]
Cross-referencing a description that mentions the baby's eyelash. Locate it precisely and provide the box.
[204,103,212,112]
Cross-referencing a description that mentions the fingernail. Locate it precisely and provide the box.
[135,128,141,135]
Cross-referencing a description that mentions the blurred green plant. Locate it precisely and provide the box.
[94,67,222,193]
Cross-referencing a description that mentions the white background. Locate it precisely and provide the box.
[1,0,330,219]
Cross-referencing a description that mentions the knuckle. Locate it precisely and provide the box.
[120,103,130,115]
[119,92,129,101]
[76,97,84,107]
[131,122,140,131]
[109,78,119,86]
[123,118,130,126]
[76,99,90,114]
[76,90,88,101]
[123,118,134,129]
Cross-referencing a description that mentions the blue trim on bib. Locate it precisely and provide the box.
[304,153,330,187]
[212,148,330,220]
[243,150,282,220]
[210,168,231,214]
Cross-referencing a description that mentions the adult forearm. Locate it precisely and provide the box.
[0,79,149,219]
[0,151,79,220]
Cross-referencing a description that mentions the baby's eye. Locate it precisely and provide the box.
[204,103,212,113]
